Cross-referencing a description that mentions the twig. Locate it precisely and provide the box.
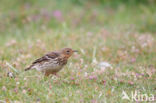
[6,62,19,73]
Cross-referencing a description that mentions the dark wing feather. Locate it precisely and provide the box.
[32,52,59,64]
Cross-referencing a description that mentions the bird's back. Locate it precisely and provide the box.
[25,51,67,73]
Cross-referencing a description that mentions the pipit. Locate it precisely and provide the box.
[25,48,77,76]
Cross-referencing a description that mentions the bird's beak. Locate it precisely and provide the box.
[73,50,78,52]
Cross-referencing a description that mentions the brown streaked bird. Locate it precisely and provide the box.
[25,48,77,76]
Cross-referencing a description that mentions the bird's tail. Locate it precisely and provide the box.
[25,65,34,71]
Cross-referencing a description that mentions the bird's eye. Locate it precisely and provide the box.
[66,50,70,53]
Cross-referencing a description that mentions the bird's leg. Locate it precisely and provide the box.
[44,71,59,77]
[44,71,51,77]
[53,72,59,77]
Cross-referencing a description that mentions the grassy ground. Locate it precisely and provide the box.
[0,0,156,103]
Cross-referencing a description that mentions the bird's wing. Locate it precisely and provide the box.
[32,52,59,64]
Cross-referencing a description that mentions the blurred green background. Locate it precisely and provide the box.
[0,0,156,37]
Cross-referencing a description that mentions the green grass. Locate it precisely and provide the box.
[0,0,156,103]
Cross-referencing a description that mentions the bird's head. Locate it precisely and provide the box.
[61,48,78,58]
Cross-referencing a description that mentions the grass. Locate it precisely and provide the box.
[0,0,156,103]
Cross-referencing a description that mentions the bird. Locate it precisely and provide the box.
[25,48,77,76]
